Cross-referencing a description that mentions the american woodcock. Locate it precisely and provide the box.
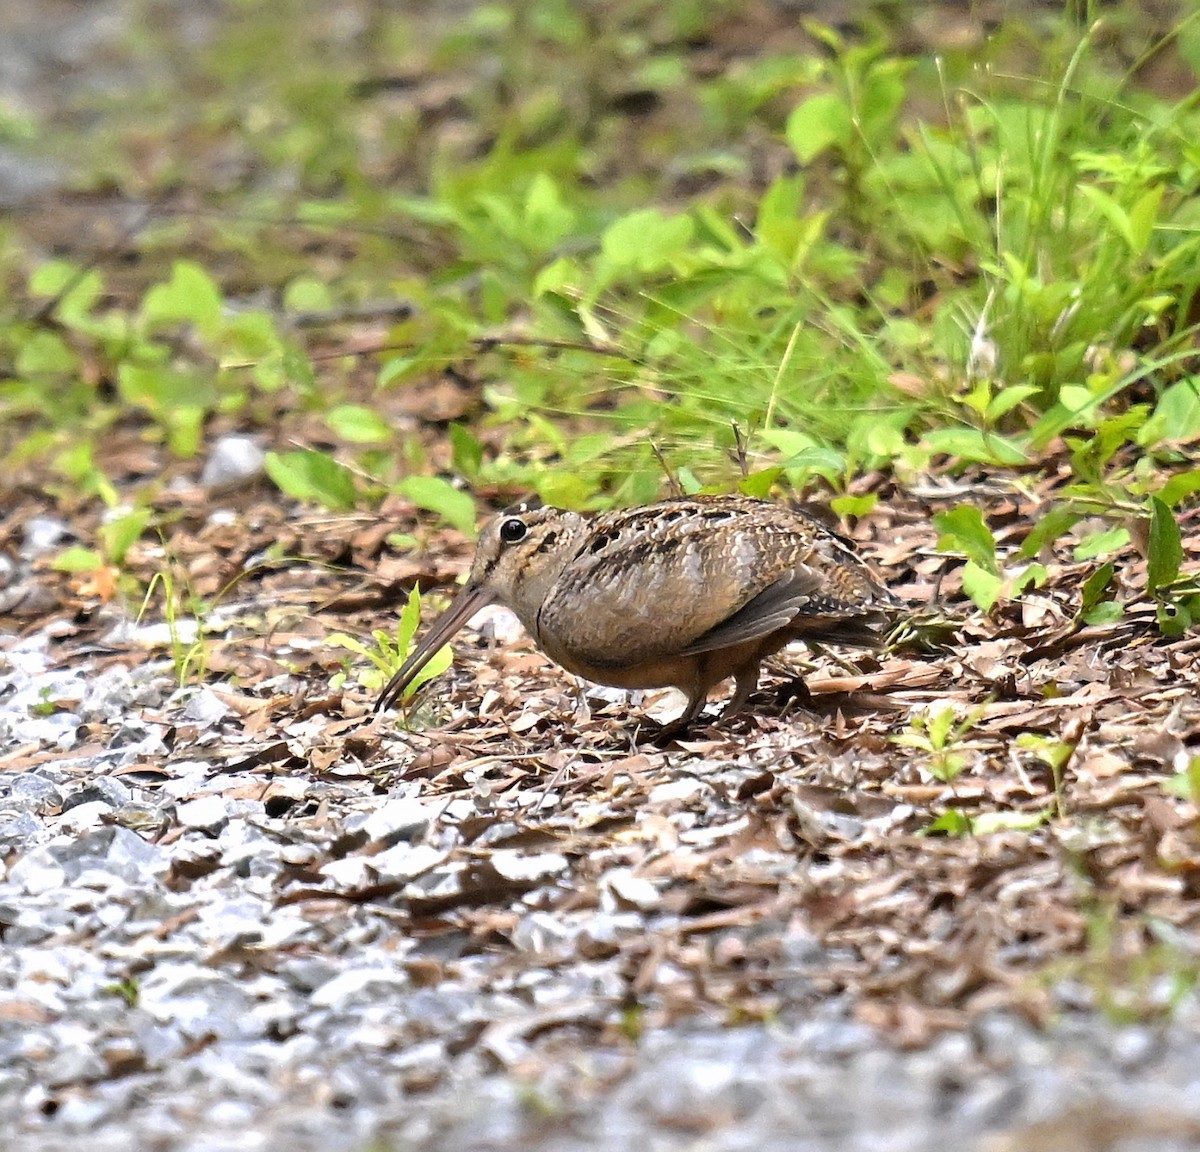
[375,494,902,734]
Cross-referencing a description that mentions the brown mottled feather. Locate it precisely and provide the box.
[376,494,902,733]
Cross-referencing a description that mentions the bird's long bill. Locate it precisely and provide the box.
[374,583,496,714]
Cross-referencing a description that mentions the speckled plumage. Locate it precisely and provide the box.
[376,495,901,733]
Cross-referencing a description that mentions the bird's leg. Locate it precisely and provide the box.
[652,675,710,743]
[720,661,761,718]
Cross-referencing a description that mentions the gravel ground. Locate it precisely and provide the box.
[4,636,1200,1152]
[6,3,1200,1150]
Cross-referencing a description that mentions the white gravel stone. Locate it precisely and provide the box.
[359,796,434,843]
[604,868,662,911]
[20,516,70,558]
[647,776,712,804]
[319,857,371,887]
[200,434,266,491]
[182,688,231,726]
[56,800,113,834]
[310,967,409,1010]
[369,842,448,881]
[488,850,568,882]
[175,794,231,833]
[6,848,67,894]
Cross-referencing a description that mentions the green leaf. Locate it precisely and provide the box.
[166,408,205,458]
[116,364,211,458]
[1147,497,1183,594]
[1158,469,1200,508]
[738,469,783,500]
[523,174,576,248]
[221,311,296,393]
[378,355,419,387]
[1077,183,1136,249]
[1079,561,1116,616]
[330,589,456,698]
[16,331,77,376]
[532,256,579,298]
[962,561,1004,612]
[598,209,694,277]
[1127,184,1164,254]
[52,546,105,572]
[1138,378,1200,447]
[1156,598,1193,638]
[326,404,392,444]
[53,443,116,503]
[921,428,1028,465]
[30,259,83,297]
[393,586,424,655]
[830,493,878,519]
[283,276,333,313]
[536,470,597,509]
[785,92,853,162]
[391,587,453,697]
[858,59,908,146]
[864,422,906,459]
[970,809,1050,835]
[985,384,1040,422]
[924,809,973,837]
[758,428,819,456]
[1164,756,1200,803]
[118,364,216,413]
[449,423,484,479]
[142,261,223,339]
[1083,601,1124,626]
[325,632,370,659]
[927,704,956,750]
[1015,733,1074,771]
[1010,563,1048,597]
[934,505,998,574]
[777,447,847,485]
[395,476,477,537]
[754,174,805,260]
[264,450,358,511]
[29,260,102,325]
[1057,384,1095,416]
[1018,507,1082,559]
[99,508,152,565]
[1072,527,1129,562]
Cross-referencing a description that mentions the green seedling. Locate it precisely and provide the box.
[893,701,980,784]
[330,585,453,704]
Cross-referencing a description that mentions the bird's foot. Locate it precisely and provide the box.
[774,676,813,710]
[646,715,697,746]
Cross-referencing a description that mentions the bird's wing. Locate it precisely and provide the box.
[675,564,826,655]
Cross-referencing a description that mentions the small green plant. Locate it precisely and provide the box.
[49,505,155,608]
[105,978,140,1008]
[29,687,57,718]
[933,505,1047,612]
[894,702,1049,837]
[140,568,212,687]
[1163,754,1200,805]
[1076,561,1123,626]
[1144,496,1199,637]
[1015,732,1076,820]
[329,585,454,705]
[1055,903,1200,1025]
[925,807,1049,838]
[893,702,979,784]
[617,1003,644,1043]
[264,449,360,512]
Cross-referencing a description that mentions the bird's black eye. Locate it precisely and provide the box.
[499,517,527,544]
